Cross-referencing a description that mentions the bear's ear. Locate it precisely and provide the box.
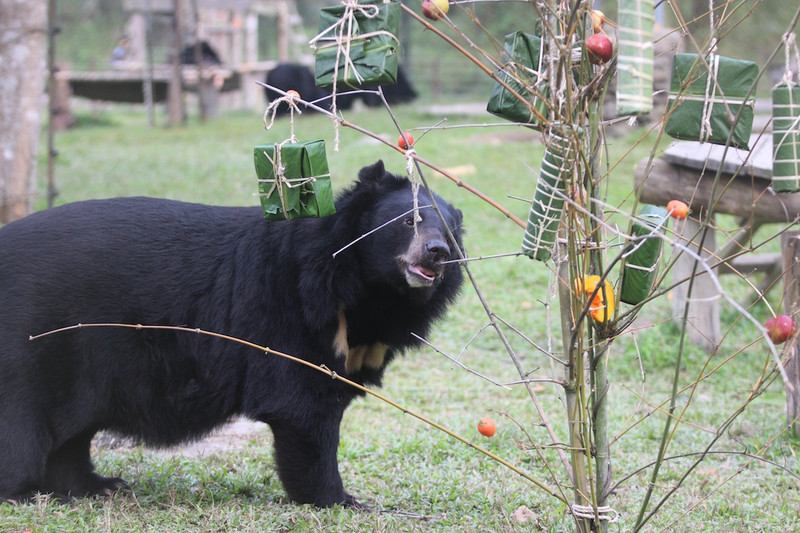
[357,160,387,185]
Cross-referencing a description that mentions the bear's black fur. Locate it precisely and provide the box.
[265,63,350,115]
[264,63,417,116]
[0,161,463,507]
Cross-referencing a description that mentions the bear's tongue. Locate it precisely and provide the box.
[409,264,436,281]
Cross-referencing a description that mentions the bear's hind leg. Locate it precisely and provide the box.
[41,430,128,500]
[0,428,49,502]
[269,419,362,508]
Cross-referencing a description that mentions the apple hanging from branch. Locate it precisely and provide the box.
[586,33,613,65]
[765,314,797,344]
[422,0,449,21]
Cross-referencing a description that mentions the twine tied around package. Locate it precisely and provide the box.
[263,91,301,142]
[257,140,330,220]
[783,32,800,85]
[699,44,719,144]
[404,146,422,234]
[570,503,620,523]
[700,0,719,143]
[309,0,399,150]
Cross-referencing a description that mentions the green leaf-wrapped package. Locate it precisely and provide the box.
[521,128,576,261]
[772,83,800,193]
[620,205,668,305]
[313,0,400,90]
[616,0,654,116]
[665,53,757,150]
[486,31,549,127]
[255,140,335,221]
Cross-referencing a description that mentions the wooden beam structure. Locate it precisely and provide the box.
[635,135,800,351]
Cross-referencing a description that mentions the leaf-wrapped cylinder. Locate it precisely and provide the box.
[772,83,800,193]
[616,0,655,116]
[620,205,668,305]
[521,128,576,261]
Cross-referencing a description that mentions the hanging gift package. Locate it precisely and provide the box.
[665,53,758,150]
[255,140,335,221]
[616,0,655,116]
[772,34,800,193]
[313,0,400,91]
[773,83,800,193]
[620,205,669,305]
[487,31,549,127]
[521,127,577,261]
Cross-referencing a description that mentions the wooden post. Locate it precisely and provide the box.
[672,217,721,351]
[277,2,289,62]
[242,11,260,110]
[167,0,185,126]
[46,0,58,209]
[144,1,155,127]
[782,231,800,437]
[190,0,207,121]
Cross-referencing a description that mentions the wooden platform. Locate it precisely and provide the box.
[635,134,800,350]
[55,61,276,104]
[637,135,800,224]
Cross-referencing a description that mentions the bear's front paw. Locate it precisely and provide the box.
[86,474,129,498]
[343,492,373,512]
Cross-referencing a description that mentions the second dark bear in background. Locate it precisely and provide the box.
[265,62,417,115]
[0,161,463,509]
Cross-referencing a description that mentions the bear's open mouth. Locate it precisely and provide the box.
[405,263,441,287]
[409,264,436,281]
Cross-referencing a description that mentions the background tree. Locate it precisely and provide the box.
[0,0,47,223]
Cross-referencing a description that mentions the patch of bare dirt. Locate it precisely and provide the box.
[93,417,268,458]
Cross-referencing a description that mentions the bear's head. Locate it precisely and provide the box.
[339,161,464,304]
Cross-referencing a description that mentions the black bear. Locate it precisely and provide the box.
[360,66,418,108]
[0,161,463,508]
[264,63,417,115]
[179,40,222,66]
[265,63,354,115]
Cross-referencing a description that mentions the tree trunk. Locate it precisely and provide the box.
[0,0,47,222]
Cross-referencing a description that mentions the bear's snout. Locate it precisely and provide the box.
[425,239,450,263]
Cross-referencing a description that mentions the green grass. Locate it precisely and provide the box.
[3,104,798,531]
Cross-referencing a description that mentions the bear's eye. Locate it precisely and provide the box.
[404,217,415,226]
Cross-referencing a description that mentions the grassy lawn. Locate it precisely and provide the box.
[2,102,797,531]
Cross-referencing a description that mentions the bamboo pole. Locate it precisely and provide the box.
[558,249,591,533]
[587,96,612,532]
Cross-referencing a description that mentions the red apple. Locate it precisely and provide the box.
[398,131,414,149]
[422,0,449,21]
[766,314,797,344]
[586,33,613,65]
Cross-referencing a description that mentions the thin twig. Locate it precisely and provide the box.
[256,82,526,228]
[411,332,512,390]
[331,206,432,258]
[29,322,567,504]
